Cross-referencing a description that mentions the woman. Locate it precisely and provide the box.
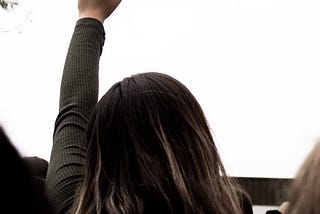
[45,0,253,213]
[286,142,320,214]
[0,126,54,214]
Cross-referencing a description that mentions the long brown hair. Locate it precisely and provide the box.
[287,142,320,214]
[71,72,244,214]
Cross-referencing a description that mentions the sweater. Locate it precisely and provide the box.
[46,18,105,214]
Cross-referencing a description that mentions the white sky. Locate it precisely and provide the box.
[1,0,320,178]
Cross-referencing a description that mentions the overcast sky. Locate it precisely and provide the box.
[1,0,320,178]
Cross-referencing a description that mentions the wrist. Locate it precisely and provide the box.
[79,11,105,24]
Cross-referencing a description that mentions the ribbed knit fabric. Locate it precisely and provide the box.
[45,18,105,214]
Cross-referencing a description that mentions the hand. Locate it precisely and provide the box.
[78,0,121,23]
[278,201,289,214]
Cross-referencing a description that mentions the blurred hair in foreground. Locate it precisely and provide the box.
[287,141,320,214]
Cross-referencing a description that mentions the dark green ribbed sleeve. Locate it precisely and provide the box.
[45,18,105,214]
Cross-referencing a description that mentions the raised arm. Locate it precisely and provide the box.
[45,0,120,213]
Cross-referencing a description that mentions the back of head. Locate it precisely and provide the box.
[0,126,54,214]
[287,142,320,214]
[73,72,243,214]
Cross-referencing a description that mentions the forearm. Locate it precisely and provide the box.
[59,18,105,118]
